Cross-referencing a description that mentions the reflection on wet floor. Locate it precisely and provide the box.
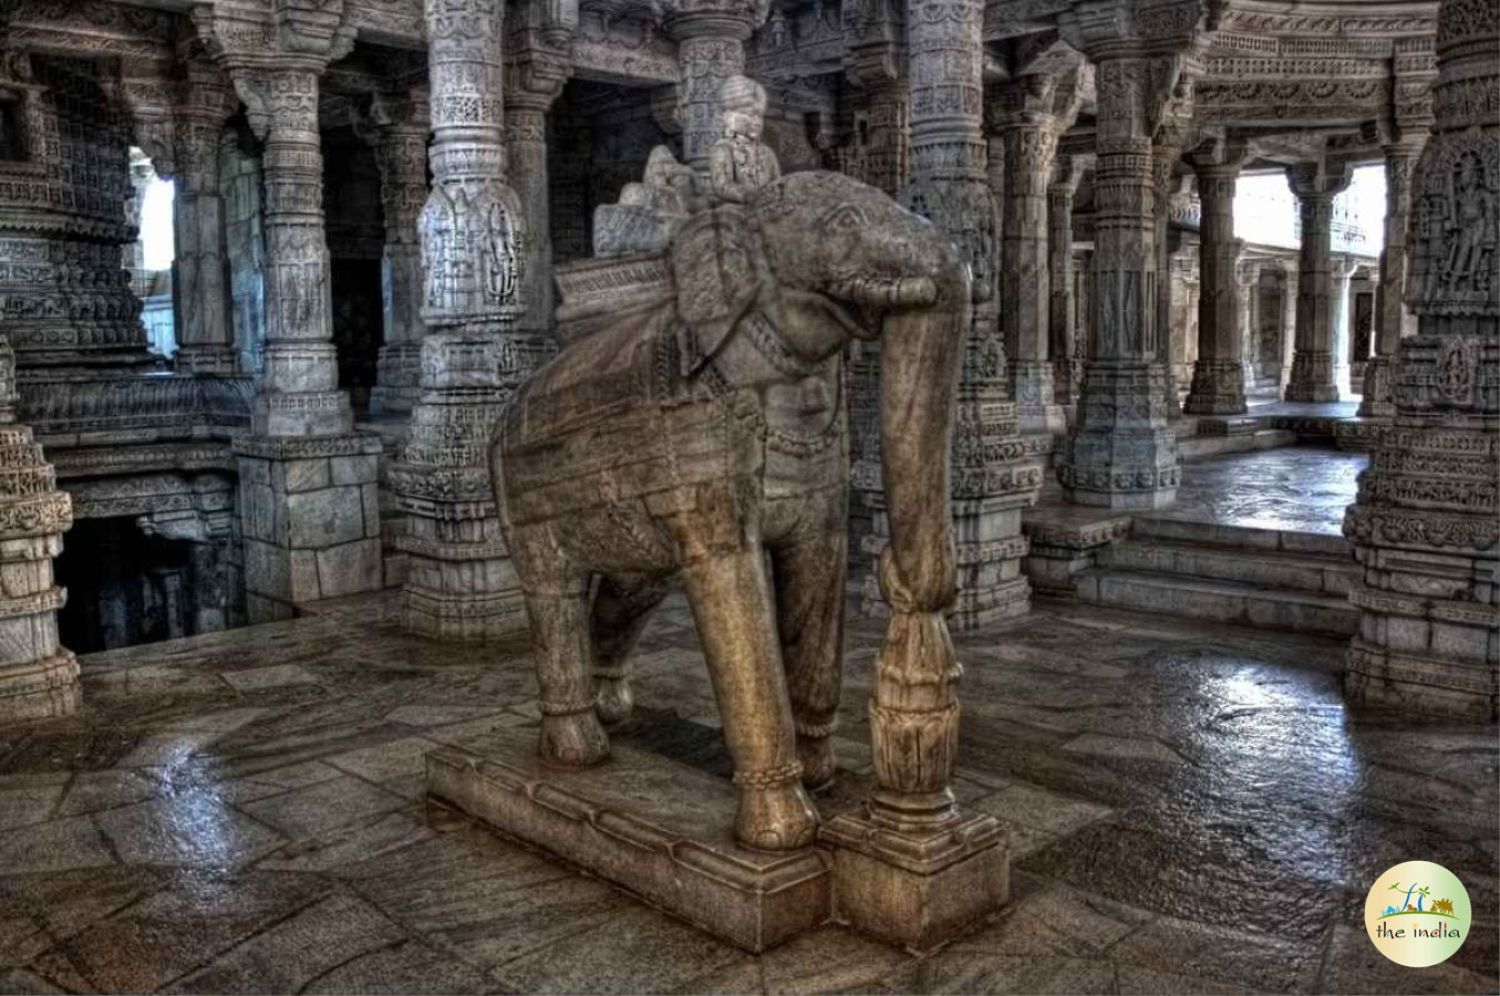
[0,588,1494,994]
[1162,447,1367,536]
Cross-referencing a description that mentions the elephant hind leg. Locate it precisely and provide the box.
[590,573,670,725]
[680,544,816,851]
[771,527,848,792]
[513,529,608,767]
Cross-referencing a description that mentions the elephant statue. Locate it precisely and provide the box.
[491,169,967,852]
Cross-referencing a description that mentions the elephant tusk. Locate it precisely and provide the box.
[828,276,938,310]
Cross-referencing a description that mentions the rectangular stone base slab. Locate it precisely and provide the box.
[425,728,831,952]
[820,809,1009,954]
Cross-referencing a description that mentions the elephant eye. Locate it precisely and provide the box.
[821,203,867,232]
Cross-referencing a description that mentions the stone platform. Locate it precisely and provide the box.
[426,727,831,953]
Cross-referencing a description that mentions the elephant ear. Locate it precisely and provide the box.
[668,205,761,375]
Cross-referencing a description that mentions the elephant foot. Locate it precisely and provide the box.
[594,675,634,725]
[539,709,610,767]
[797,735,837,792]
[733,763,818,851]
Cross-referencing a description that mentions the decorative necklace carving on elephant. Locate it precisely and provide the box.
[492,170,968,852]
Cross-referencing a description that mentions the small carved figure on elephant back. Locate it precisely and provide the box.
[492,169,968,852]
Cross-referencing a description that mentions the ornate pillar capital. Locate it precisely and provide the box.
[1286,159,1354,202]
[664,0,764,42]
[192,0,355,79]
[506,46,572,116]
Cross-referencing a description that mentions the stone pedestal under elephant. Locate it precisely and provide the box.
[491,169,967,851]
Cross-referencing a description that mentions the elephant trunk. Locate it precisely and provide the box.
[867,256,968,821]
[876,262,968,613]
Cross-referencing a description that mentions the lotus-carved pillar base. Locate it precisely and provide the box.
[1284,350,1341,403]
[1059,362,1180,509]
[1183,359,1249,415]
[391,329,550,642]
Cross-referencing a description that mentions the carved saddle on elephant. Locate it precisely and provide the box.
[500,202,843,531]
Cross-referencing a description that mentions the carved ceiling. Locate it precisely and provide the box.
[0,0,1438,171]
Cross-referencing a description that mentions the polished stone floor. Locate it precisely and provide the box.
[1160,447,1367,536]
[1,590,1495,994]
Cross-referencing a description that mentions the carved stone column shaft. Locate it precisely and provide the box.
[671,20,751,169]
[361,94,430,415]
[1058,54,1179,509]
[392,0,545,641]
[1049,160,1083,407]
[507,70,566,337]
[1360,139,1425,417]
[252,68,349,435]
[1284,162,1353,403]
[1152,144,1184,417]
[170,62,240,376]
[997,113,1064,435]
[173,126,237,375]
[1184,163,1248,415]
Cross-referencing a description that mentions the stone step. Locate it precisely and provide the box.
[1097,539,1351,596]
[1178,428,1296,461]
[1074,568,1358,637]
[1131,517,1352,558]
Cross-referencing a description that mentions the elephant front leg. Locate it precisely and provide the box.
[772,526,847,792]
[680,544,817,851]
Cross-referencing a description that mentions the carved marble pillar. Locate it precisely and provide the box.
[227,64,384,621]
[390,0,545,641]
[1359,139,1425,416]
[867,0,1035,631]
[823,0,1011,955]
[124,150,154,286]
[1183,161,1247,414]
[1236,259,1261,395]
[1152,145,1183,417]
[1344,0,1499,719]
[245,69,346,435]
[359,90,430,415]
[0,335,77,720]
[1283,161,1353,403]
[1331,255,1357,397]
[1049,156,1084,408]
[507,55,569,339]
[1058,53,1179,509]
[1280,265,1298,390]
[859,80,910,198]
[667,5,755,171]
[993,91,1068,436]
[171,60,240,376]
[846,66,909,572]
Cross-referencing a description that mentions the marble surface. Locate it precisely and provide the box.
[1155,447,1366,536]
[1,589,1494,994]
